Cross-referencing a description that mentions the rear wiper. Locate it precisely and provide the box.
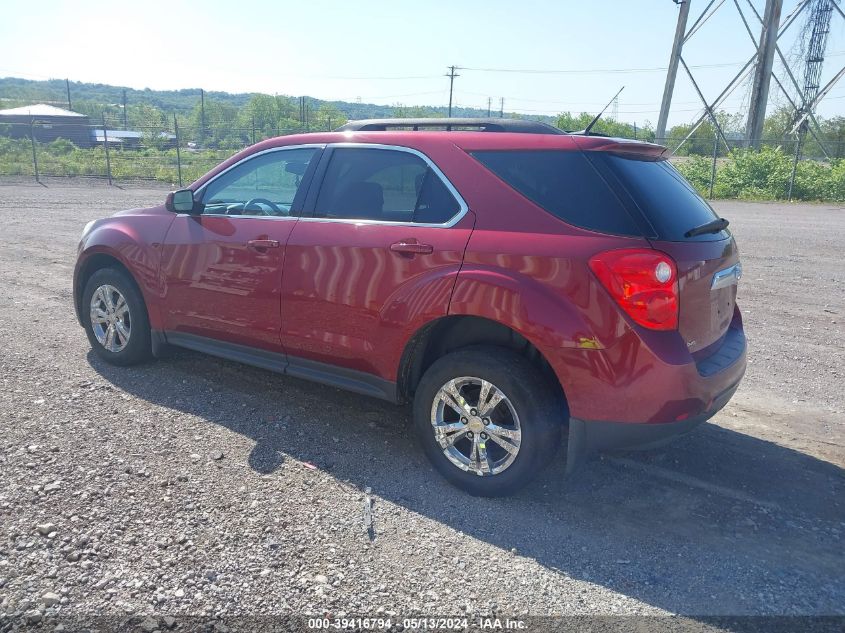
[685,217,729,238]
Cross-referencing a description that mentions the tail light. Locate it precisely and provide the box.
[589,248,679,331]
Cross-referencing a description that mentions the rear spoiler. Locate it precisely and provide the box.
[573,136,668,161]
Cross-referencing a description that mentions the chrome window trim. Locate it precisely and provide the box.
[175,213,300,222]
[188,141,469,228]
[300,142,469,229]
[192,144,326,219]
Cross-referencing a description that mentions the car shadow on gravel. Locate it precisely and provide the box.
[89,349,845,616]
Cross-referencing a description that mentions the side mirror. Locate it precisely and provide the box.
[166,189,198,214]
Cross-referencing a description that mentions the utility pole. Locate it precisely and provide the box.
[656,0,692,143]
[446,65,460,117]
[122,89,127,129]
[200,89,206,146]
[29,121,39,183]
[66,78,72,110]
[746,0,783,148]
[102,114,112,186]
[499,98,504,118]
[174,113,183,188]
[487,97,492,117]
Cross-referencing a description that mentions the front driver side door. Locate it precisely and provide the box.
[159,145,321,352]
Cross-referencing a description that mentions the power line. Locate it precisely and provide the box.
[495,104,748,115]
[459,60,750,75]
[366,89,445,100]
[297,73,442,81]
[457,88,750,108]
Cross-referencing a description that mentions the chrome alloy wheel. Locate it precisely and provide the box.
[89,284,131,353]
[430,376,522,476]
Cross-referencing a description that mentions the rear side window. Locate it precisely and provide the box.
[415,170,461,224]
[314,147,461,224]
[598,155,724,242]
[471,150,642,237]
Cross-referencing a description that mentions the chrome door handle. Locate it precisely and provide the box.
[247,239,280,250]
[390,241,434,255]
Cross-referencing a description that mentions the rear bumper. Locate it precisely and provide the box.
[558,311,747,475]
[545,303,747,421]
[565,376,741,474]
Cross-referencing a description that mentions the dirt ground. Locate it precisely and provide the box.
[0,180,842,629]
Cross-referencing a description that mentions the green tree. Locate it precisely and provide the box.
[391,104,441,118]
[238,94,304,141]
[818,116,845,160]
[188,98,241,148]
[312,104,347,131]
[555,112,653,142]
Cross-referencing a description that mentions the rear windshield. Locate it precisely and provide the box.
[471,150,643,237]
[597,154,726,242]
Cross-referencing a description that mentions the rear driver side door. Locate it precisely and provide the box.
[280,145,474,384]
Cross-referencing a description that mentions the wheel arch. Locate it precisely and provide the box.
[74,251,141,326]
[397,315,568,422]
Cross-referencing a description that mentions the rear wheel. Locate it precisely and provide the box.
[413,347,561,496]
[82,267,152,366]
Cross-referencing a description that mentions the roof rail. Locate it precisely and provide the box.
[336,118,566,135]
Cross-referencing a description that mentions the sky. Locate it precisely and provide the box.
[0,0,843,127]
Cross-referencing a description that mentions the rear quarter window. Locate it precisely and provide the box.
[470,150,643,237]
[597,155,727,242]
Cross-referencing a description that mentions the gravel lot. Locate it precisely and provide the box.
[0,180,843,629]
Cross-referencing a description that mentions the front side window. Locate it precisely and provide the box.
[201,147,317,217]
[313,147,461,224]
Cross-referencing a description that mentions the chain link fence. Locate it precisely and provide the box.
[667,134,845,202]
[0,117,318,187]
[1,118,843,201]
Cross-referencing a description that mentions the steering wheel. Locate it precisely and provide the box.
[243,198,283,215]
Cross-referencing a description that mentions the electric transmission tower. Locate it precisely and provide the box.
[788,0,835,138]
[656,0,845,155]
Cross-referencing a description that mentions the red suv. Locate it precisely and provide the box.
[74,118,746,496]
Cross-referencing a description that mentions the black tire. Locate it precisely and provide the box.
[82,267,152,366]
[413,346,562,496]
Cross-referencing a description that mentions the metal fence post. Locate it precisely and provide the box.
[788,135,801,201]
[102,114,112,185]
[174,114,183,188]
[29,121,40,183]
[251,115,256,145]
[709,130,719,200]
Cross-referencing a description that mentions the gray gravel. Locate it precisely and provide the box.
[0,181,843,626]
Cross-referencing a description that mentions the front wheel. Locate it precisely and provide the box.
[82,267,152,366]
[413,347,562,496]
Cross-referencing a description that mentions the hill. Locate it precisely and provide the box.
[0,76,554,124]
